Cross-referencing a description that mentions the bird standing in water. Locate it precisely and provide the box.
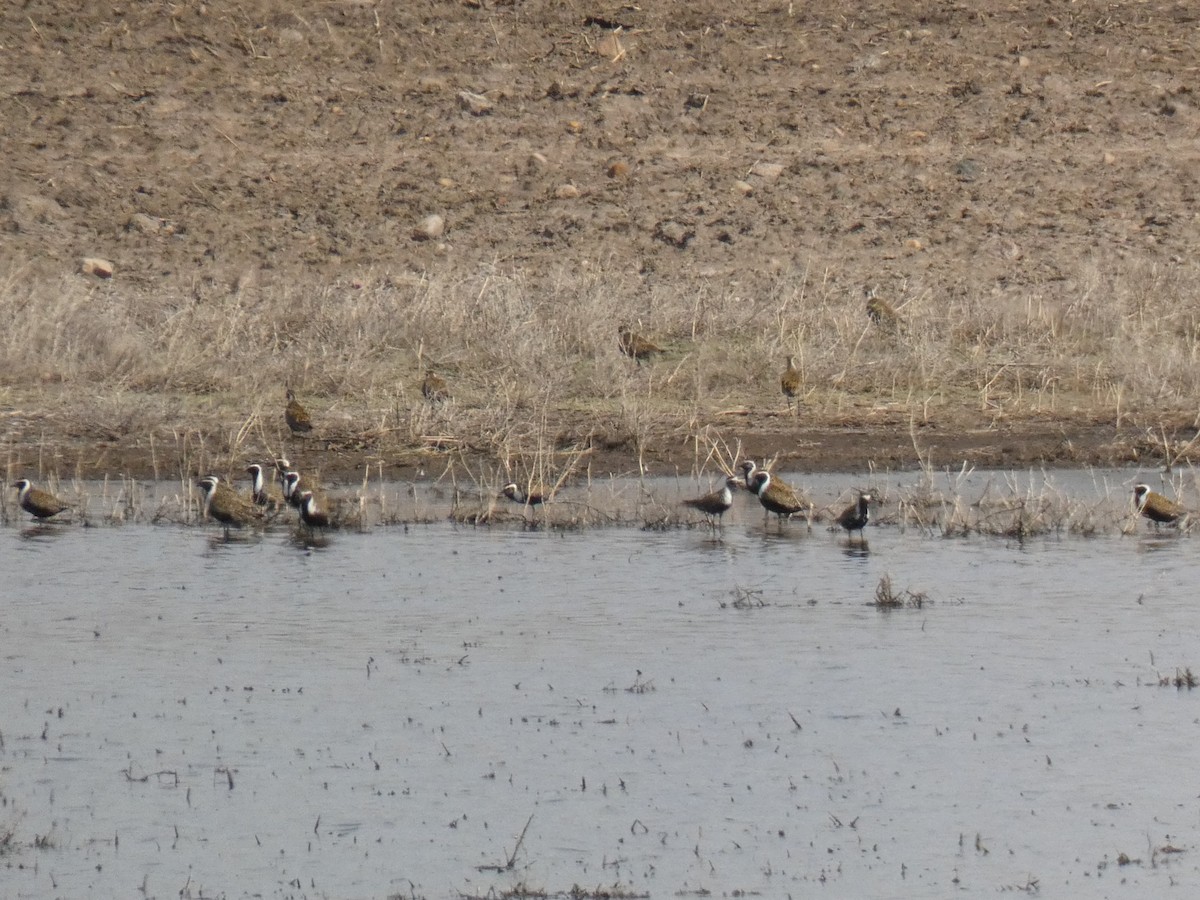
[748,468,809,523]
[197,476,264,534]
[836,492,872,542]
[12,479,69,520]
[1133,483,1186,528]
[502,482,549,508]
[246,463,284,510]
[298,490,332,529]
[682,476,740,529]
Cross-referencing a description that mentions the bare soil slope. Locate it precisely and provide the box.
[3,1,1199,478]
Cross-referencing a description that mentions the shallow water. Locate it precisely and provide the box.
[2,472,1199,899]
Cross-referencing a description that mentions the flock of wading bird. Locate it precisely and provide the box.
[5,303,1193,537]
[8,448,1189,542]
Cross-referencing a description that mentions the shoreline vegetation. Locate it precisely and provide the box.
[4,3,1199,501]
[2,261,1198,504]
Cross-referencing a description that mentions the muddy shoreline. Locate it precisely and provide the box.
[2,412,1175,485]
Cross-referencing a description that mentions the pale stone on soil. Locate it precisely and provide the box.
[733,180,754,195]
[128,213,174,235]
[595,33,625,61]
[749,161,784,179]
[413,214,445,240]
[80,257,114,278]
[555,184,581,199]
[457,90,493,115]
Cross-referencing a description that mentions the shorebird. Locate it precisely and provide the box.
[865,287,901,332]
[617,324,663,363]
[1133,484,1186,527]
[836,492,872,541]
[246,463,284,509]
[739,459,762,491]
[12,479,69,520]
[283,467,331,514]
[284,388,313,435]
[748,469,809,522]
[282,470,302,507]
[297,490,332,528]
[422,370,449,404]
[282,469,317,509]
[780,355,801,414]
[682,476,740,528]
[196,476,263,531]
[501,482,549,507]
[273,457,292,493]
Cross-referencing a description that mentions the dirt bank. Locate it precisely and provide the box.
[3,2,1198,482]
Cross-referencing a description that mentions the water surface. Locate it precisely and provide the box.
[2,473,1198,898]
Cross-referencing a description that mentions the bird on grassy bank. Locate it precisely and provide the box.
[284,388,313,436]
[197,476,264,531]
[12,479,69,520]
[502,482,550,508]
[865,287,902,332]
[421,370,450,404]
[780,355,801,414]
[246,464,284,510]
[682,477,740,528]
[836,492,872,541]
[617,324,663,363]
[1133,484,1186,527]
[748,469,810,523]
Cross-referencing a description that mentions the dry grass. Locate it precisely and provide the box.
[4,255,1200,461]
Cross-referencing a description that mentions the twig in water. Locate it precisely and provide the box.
[476,813,534,872]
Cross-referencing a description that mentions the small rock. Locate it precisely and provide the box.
[655,220,694,248]
[413,214,445,241]
[607,160,630,179]
[595,32,624,60]
[457,90,493,116]
[127,213,173,235]
[749,161,784,179]
[80,257,114,278]
[554,184,580,199]
[733,180,754,195]
[954,158,983,182]
[527,152,549,172]
[1102,151,1116,165]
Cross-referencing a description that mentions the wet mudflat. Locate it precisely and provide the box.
[2,472,1200,899]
